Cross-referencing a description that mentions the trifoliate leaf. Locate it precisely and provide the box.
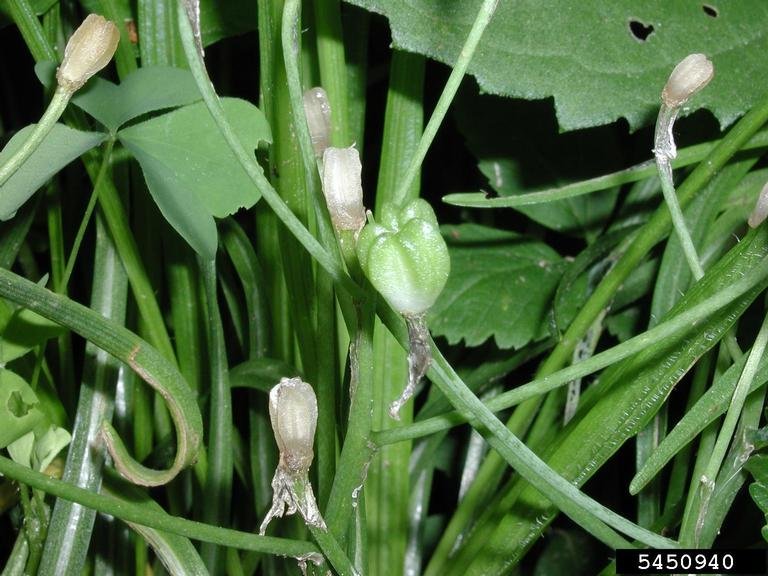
[0,124,105,221]
[119,98,271,259]
[429,224,565,348]
[346,0,768,131]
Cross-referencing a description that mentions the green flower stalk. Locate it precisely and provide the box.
[653,53,714,280]
[259,378,326,535]
[356,199,450,419]
[0,14,119,189]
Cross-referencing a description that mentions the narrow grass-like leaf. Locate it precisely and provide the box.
[0,267,202,486]
[0,455,318,557]
[631,355,768,494]
[38,216,127,576]
[450,227,768,574]
[442,131,768,209]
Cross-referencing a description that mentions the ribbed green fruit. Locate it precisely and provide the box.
[356,199,450,316]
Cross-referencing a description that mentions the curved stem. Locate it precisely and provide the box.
[0,87,70,187]
[654,103,705,280]
[0,267,202,486]
[373,254,768,446]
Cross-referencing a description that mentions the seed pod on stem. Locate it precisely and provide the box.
[259,378,326,534]
[653,53,714,281]
[356,199,450,419]
[303,87,332,158]
[56,14,120,94]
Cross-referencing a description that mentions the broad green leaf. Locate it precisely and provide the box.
[35,63,201,132]
[0,369,44,448]
[33,425,70,472]
[454,90,622,237]
[119,98,271,259]
[7,430,34,468]
[0,301,67,363]
[7,425,70,472]
[0,124,106,220]
[428,224,565,349]
[346,0,768,131]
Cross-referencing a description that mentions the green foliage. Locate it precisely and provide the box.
[0,369,44,449]
[358,199,450,316]
[429,224,565,348]
[345,0,768,131]
[746,454,768,542]
[3,0,768,573]
[0,124,105,220]
[454,92,623,237]
[0,301,67,363]
[119,98,270,259]
[35,63,202,132]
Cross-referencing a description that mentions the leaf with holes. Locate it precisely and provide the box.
[119,98,271,259]
[345,0,768,130]
[0,369,44,449]
[428,224,565,349]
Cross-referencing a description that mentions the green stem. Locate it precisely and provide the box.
[0,267,202,486]
[60,138,115,291]
[373,255,768,445]
[309,526,359,576]
[393,0,498,201]
[0,455,319,558]
[314,0,350,146]
[0,87,70,187]
[178,0,361,301]
[199,258,233,574]
[324,232,376,551]
[375,305,675,550]
[654,104,705,280]
[442,129,768,209]
[693,309,768,542]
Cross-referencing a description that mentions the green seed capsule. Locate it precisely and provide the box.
[357,199,450,316]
